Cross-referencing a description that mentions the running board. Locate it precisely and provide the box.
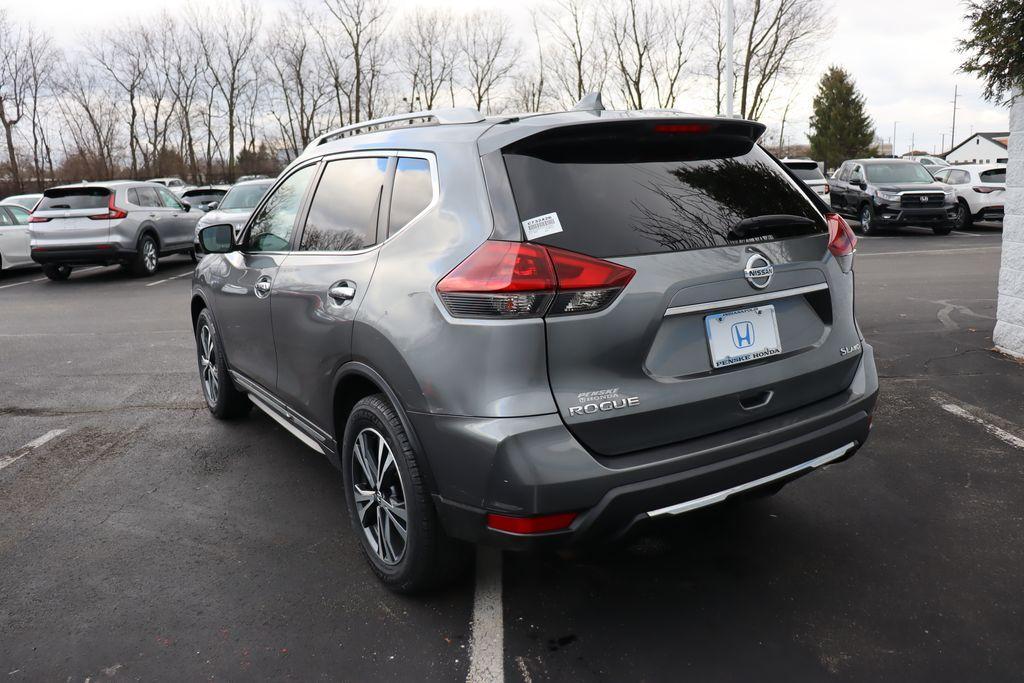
[248,394,326,455]
[646,441,856,517]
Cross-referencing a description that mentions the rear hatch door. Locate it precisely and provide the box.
[502,120,860,456]
[31,187,111,246]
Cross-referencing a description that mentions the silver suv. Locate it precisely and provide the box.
[192,97,878,592]
[30,181,200,279]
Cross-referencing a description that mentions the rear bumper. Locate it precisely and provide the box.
[31,245,134,265]
[416,344,879,550]
[974,206,1003,221]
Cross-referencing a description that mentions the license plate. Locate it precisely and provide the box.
[705,305,782,369]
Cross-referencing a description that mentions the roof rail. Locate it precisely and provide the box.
[307,107,486,151]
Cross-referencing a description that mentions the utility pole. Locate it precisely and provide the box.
[951,85,960,149]
[892,121,899,158]
[725,0,734,117]
[911,132,915,155]
[941,132,946,154]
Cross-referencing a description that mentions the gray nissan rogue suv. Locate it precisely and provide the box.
[191,97,878,592]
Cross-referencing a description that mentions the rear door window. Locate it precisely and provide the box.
[157,188,184,209]
[388,157,433,236]
[37,188,110,211]
[503,140,823,257]
[299,157,387,252]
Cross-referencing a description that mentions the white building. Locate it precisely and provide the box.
[994,95,1023,359]
[944,132,1010,164]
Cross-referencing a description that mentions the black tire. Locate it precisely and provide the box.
[42,264,72,281]
[131,234,159,277]
[342,394,470,593]
[953,200,972,231]
[194,308,251,419]
[858,203,878,235]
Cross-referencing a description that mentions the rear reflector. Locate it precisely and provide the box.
[486,512,578,534]
[826,213,857,258]
[437,240,635,319]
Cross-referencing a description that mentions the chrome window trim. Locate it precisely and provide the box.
[663,282,829,317]
[287,149,440,257]
[647,441,856,517]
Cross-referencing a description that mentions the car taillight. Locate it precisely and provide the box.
[972,186,1000,194]
[436,240,635,319]
[89,194,128,220]
[826,213,857,272]
[28,215,50,223]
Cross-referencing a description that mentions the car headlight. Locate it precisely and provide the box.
[876,190,901,202]
[943,190,955,201]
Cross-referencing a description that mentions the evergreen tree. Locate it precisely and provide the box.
[807,67,876,171]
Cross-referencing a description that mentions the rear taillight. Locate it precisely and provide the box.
[972,186,1000,194]
[28,215,50,223]
[436,240,635,319]
[826,213,857,272]
[89,194,128,220]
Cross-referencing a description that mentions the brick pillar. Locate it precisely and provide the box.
[994,88,1024,358]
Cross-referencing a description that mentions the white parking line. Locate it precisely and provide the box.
[467,547,504,683]
[145,271,193,287]
[858,246,1001,258]
[145,278,171,287]
[0,429,67,472]
[936,399,1024,450]
[0,280,31,290]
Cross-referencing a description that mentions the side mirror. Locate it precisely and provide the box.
[181,200,192,212]
[198,224,235,254]
[207,201,218,211]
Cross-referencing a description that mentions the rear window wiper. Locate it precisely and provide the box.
[728,214,816,240]
[49,204,71,209]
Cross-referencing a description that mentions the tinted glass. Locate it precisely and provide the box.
[157,188,183,209]
[38,188,110,210]
[980,168,1006,183]
[300,157,386,252]
[248,164,317,252]
[6,205,28,224]
[787,164,824,180]
[504,145,823,257]
[864,163,934,183]
[0,209,11,225]
[183,191,226,204]
[389,157,433,236]
[220,182,273,210]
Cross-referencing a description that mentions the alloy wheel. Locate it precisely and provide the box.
[860,206,871,232]
[351,427,408,566]
[143,240,157,272]
[198,323,219,405]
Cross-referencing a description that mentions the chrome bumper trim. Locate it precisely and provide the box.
[646,441,857,517]
[664,282,829,317]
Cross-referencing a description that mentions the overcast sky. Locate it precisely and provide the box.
[5,0,1009,155]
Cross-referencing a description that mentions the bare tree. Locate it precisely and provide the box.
[57,64,120,180]
[541,0,607,107]
[323,0,390,123]
[458,10,519,112]
[395,9,456,112]
[648,7,699,108]
[0,10,35,189]
[190,0,263,179]
[510,11,548,113]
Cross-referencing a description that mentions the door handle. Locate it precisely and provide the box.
[254,276,272,298]
[328,283,356,302]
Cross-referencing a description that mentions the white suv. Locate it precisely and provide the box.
[932,164,1006,229]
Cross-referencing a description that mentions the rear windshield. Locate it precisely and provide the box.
[503,130,824,257]
[37,188,110,211]
[220,182,273,211]
[786,163,824,181]
[184,190,226,203]
[980,168,1006,183]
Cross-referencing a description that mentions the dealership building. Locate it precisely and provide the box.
[945,131,1010,165]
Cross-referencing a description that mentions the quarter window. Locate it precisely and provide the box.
[299,157,387,252]
[248,164,318,252]
[7,205,29,224]
[389,157,433,236]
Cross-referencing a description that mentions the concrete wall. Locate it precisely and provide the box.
[994,89,1024,358]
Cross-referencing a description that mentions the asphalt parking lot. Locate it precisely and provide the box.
[1,224,1022,681]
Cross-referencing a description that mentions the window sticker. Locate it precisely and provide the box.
[522,212,563,240]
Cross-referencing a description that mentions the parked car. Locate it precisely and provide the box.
[182,185,231,213]
[235,174,270,183]
[931,164,1006,229]
[148,177,191,196]
[2,193,42,210]
[830,158,956,235]
[903,154,949,175]
[29,181,200,280]
[0,202,34,272]
[193,178,273,250]
[191,100,877,593]
[780,158,830,205]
